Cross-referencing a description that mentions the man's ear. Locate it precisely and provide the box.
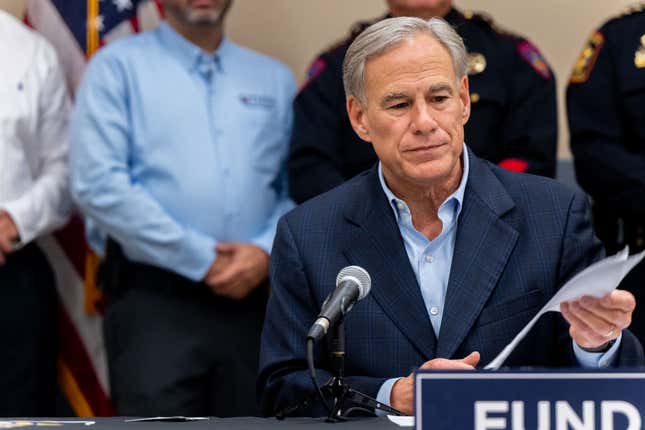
[459,75,471,125]
[347,96,372,142]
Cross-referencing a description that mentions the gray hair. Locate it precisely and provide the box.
[342,17,468,105]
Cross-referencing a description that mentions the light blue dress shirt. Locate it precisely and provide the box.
[375,145,620,411]
[70,22,296,281]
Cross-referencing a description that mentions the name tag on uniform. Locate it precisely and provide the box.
[415,370,645,430]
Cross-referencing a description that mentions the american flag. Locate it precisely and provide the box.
[24,0,164,416]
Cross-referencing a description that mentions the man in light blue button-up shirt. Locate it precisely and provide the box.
[71,0,295,417]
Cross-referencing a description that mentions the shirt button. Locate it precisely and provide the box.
[425,255,433,263]
[430,306,439,316]
[396,202,405,210]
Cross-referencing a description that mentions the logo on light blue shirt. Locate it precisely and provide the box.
[239,94,276,109]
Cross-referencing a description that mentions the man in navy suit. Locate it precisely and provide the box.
[258,17,644,417]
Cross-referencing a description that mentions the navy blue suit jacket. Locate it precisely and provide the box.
[258,150,644,416]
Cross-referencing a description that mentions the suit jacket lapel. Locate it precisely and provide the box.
[343,167,437,360]
[436,151,519,358]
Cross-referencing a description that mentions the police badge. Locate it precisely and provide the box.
[635,34,645,68]
[467,52,487,75]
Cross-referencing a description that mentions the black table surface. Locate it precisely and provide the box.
[2,417,403,429]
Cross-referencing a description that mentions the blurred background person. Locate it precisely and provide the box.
[288,0,557,203]
[70,0,295,416]
[567,4,645,345]
[0,9,72,416]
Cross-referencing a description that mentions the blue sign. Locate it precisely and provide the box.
[415,370,645,430]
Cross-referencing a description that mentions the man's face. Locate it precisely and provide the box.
[386,0,452,17]
[347,34,470,190]
[162,0,232,26]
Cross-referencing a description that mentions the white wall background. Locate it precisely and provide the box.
[1,0,637,158]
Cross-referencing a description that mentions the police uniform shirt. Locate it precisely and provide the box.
[0,10,72,245]
[289,8,558,203]
[567,4,645,222]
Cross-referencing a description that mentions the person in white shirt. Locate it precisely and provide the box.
[0,10,72,416]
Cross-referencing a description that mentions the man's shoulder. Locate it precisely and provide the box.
[458,9,553,80]
[228,42,293,78]
[301,15,382,86]
[484,159,581,208]
[606,2,645,25]
[225,42,296,100]
[283,169,373,226]
[318,16,381,62]
[86,30,157,69]
[0,10,59,72]
[600,3,645,36]
[0,10,35,44]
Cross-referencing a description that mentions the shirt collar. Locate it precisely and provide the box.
[378,144,470,223]
[156,21,234,73]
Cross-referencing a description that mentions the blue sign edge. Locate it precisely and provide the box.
[413,368,645,430]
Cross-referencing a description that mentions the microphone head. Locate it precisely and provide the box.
[336,265,371,300]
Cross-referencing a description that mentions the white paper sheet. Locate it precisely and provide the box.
[124,417,210,422]
[484,247,645,370]
[387,415,414,427]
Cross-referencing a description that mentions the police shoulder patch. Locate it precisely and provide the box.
[305,57,327,82]
[570,31,605,84]
[516,39,551,80]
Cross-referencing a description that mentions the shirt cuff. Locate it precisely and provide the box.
[573,333,622,368]
[0,200,32,246]
[374,377,402,416]
[173,228,217,282]
[250,227,275,256]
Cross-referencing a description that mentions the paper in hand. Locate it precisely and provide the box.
[485,247,645,370]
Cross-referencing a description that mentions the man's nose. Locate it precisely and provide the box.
[410,103,438,135]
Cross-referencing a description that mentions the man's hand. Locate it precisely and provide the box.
[0,211,20,266]
[203,243,269,300]
[390,351,480,415]
[561,291,635,350]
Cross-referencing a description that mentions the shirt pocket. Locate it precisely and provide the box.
[243,108,286,177]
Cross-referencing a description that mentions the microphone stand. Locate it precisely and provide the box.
[322,321,403,422]
[276,320,404,421]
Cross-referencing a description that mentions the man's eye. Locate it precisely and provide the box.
[389,102,408,109]
[433,96,448,103]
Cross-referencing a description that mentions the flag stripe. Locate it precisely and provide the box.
[27,0,164,416]
[58,359,94,417]
[53,216,87,280]
[25,0,87,91]
[38,236,110,395]
[58,304,114,416]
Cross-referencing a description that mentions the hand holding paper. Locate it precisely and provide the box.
[485,248,645,370]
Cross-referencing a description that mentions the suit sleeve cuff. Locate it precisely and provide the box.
[374,377,402,416]
[573,333,622,368]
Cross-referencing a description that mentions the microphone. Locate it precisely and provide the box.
[307,265,371,342]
